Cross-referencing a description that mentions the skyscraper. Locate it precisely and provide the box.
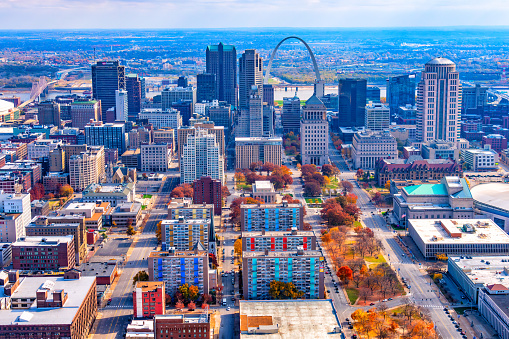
[300,95,328,166]
[91,61,126,120]
[417,58,461,142]
[387,74,416,116]
[206,43,237,107]
[84,121,127,154]
[239,49,263,109]
[263,84,274,106]
[338,78,367,127]
[37,101,60,127]
[115,89,128,122]
[177,76,188,88]
[180,129,224,184]
[249,86,263,137]
[282,95,301,135]
[197,73,217,102]
[126,74,142,121]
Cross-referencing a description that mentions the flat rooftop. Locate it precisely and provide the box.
[253,181,274,191]
[404,184,447,196]
[13,235,73,246]
[77,261,116,278]
[241,231,315,238]
[135,281,164,291]
[408,219,509,245]
[155,314,207,324]
[66,202,96,210]
[241,203,302,209]
[450,256,509,290]
[242,250,322,258]
[239,300,341,338]
[161,219,210,225]
[148,251,207,259]
[0,276,96,325]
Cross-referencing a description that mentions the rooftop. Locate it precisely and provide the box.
[161,218,211,225]
[0,275,96,325]
[408,219,509,245]
[148,251,207,259]
[242,231,315,237]
[241,203,302,209]
[252,181,274,192]
[449,256,509,291]
[77,261,117,278]
[404,184,447,196]
[426,57,455,66]
[242,250,322,258]
[471,183,509,212]
[154,314,208,324]
[135,281,164,291]
[13,235,73,246]
[239,300,342,338]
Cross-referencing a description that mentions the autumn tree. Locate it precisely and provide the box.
[355,168,364,178]
[359,288,371,304]
[304,182,321,197]
[234,239,242,257]
[175,300,184,310]
[59,184,74,197]
[155,221,162,242]
[384,180,391,190]
[234,172,246,183]
[170,186,184,198]
[126,225,136,236]
[321,164,334,177]
[268,281,304,300]
[337,266,353,284]
[30,183,45,201]
[133,270,149,285]
[221,185,231,200]
[341,180,354,192]
[188,301,196,311]
[373,192,383,204]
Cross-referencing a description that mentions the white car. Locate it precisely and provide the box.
[226,307,231,311]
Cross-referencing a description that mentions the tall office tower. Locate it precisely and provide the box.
[249,86,263,137]
[207,103,232,140]
[70,100,102,130]
[38,100,61,127]
[177,76,188,88]
[239,49,263,109]
[206,43,237,107]
[338,78,367,127]
[365,102,390,131]
[171,100,193,126]
[140,77,146,99]
[84,121,127,154]
[300,95,328,166]
[180,129,224,184]
[417,58,461,143]
[263,84,274,106]
[387,74,416,116]
[197,73,217,102]
[462,83,488,117]
[91,60,126,120]
[161,87,196,111]
[115,89,128,122]
[126,74,142,121]
[314,80,325,98]
[263,105,274,137]
[282,95,301,135]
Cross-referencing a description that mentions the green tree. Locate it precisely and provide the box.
[133,270,149,285]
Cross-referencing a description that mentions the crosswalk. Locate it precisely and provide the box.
[104,305,132,309]
[420,305,444,309]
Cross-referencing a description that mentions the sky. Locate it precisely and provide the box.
[1,0,509,29]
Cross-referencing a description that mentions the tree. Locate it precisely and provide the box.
[321,164,334,177]
[188,301,196,311]
[234,172,246,183]
[301,164,317,177]
[189,285,199,301]
[356,169,364,178]
[30,183,45,201]
[181,184,194,197]
[384,180,391,190]
[304,182,321,197]
[341,180,354,192]
[261,162,276,175]
[133,270,149,285]
[337,266,353,284]
[433,273,443,281]
[170,186,184,198]
[202,293,212,305]
[175,301,184,310]
[268,280,304,300]
[126,225,136,236]
[373,192,383,204]
[156,221,162,242]
[221,185,231,201]
[331,165,341,178]
[59,184,74,198]
[234,239,242,257]
[359,288,371,304]
[436,253,448,261]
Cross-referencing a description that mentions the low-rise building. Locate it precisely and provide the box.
[148,250,209,296]
[478,287,509,339]
[78,260,118,285]
[30,200,50,219]
[240,202,304,232]
[242,229,316,252]
[242,249,324,300]
[141,143,170,172]
[60,202,104,230]
[407,218,509,258]
[252,180,279,203]
[393,176,474,226]
[154,314,210,339]
[482,134,508,152]
[352,130,398,169]
[462,147,499,171]
[364,102,390,131]
[133,281,165,319]
[0,271,97,338]
[161,218,210,251]
[126,319,154,339]
[0,243,12,267]
[82,182,135,207]
[42,172,69,194]
[421,140,461,161]
[121,148,141,170]
[27,139,62,160]
[12,235,75,271]
[471,183,509,231]
[111,202,142,228]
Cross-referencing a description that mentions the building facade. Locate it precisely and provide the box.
[239,49,263,109]
[12,235,76,270]
[69,146,105,192]
[154,314,210,339]
[133,281,165,319]
[462,147,499,171]
[282,96,301,135]
[240,202,304,232]
[235,137,282,169]
[300,95,328,166]
[338,78,367,127]
[242,230,317,252]
[37,101,61,127]
[85,121,127,154]
[70,100,102,130]
[139,108,182,130]
[92,60,126,120]
[387,74,416,116]
[141,144,170,172]
[364,102,390,131]
[206,43,237,106]
[193,176,222,217]
[352,130,398,169]
[160,218,210,251]
[197,73,216,103]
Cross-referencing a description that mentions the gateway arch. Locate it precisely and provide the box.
[264,36,322,84]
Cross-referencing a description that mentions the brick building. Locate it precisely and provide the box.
[12,235,76,271]
[133,281,166,318]
[193,176,222,216]
[154,314,210,339]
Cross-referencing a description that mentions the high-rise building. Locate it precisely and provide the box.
[115,89,128,122]
[180,129,224,184]
[140,77,146,99]
[91,60,126,120]
[387,74,416,116]
[365,102,390,131]
[206,43,237,107]
[71,100,102,130]
[37,101,61,127]
[177,76,188,88]
[84,121,127,154]
[193,176,222,216]
[177,124,225,163]
[338,78,367,127]
[197,73,217,102]
[462,83,488,117]
[207,103,232,139]
[138,108,182,130]
[282,95,301,135]
[242,230,317,252]
[352,130,398,169]
[167,200,215,239]
[239,49,263,109]
[141,143,170,172]
[161,87,196,113]
[240,202,305,232]
[160,218,210,251]
[171,99,193,126]
[263,84,275,106]
[263,105,274,137]
[0,193,31,242]
[300,95,328,166]
[417,58,461,142]
[69,146,105,191]
[235,137,282,169]
[366,86,381,102]
[126,74,142,121]
[248,86,263,137]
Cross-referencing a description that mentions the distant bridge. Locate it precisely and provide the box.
[264,36,322,84]
[18,77,57,109]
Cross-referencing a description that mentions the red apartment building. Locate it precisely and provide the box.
[154,314,210,339]
[11,235,76,271]
[193,176,221,216]
[133,281,166,318]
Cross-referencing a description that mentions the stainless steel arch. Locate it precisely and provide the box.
[264,36,322,84]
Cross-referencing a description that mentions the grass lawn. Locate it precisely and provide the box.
[353,221,362,228]
[141,205,147,210]
[305,198,323,204]
[364,255,387,264]
[142,194,152,199]
[453,307,474,315]
[346,288,359,304]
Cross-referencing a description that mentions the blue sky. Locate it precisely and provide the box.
[1,0,509,29]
